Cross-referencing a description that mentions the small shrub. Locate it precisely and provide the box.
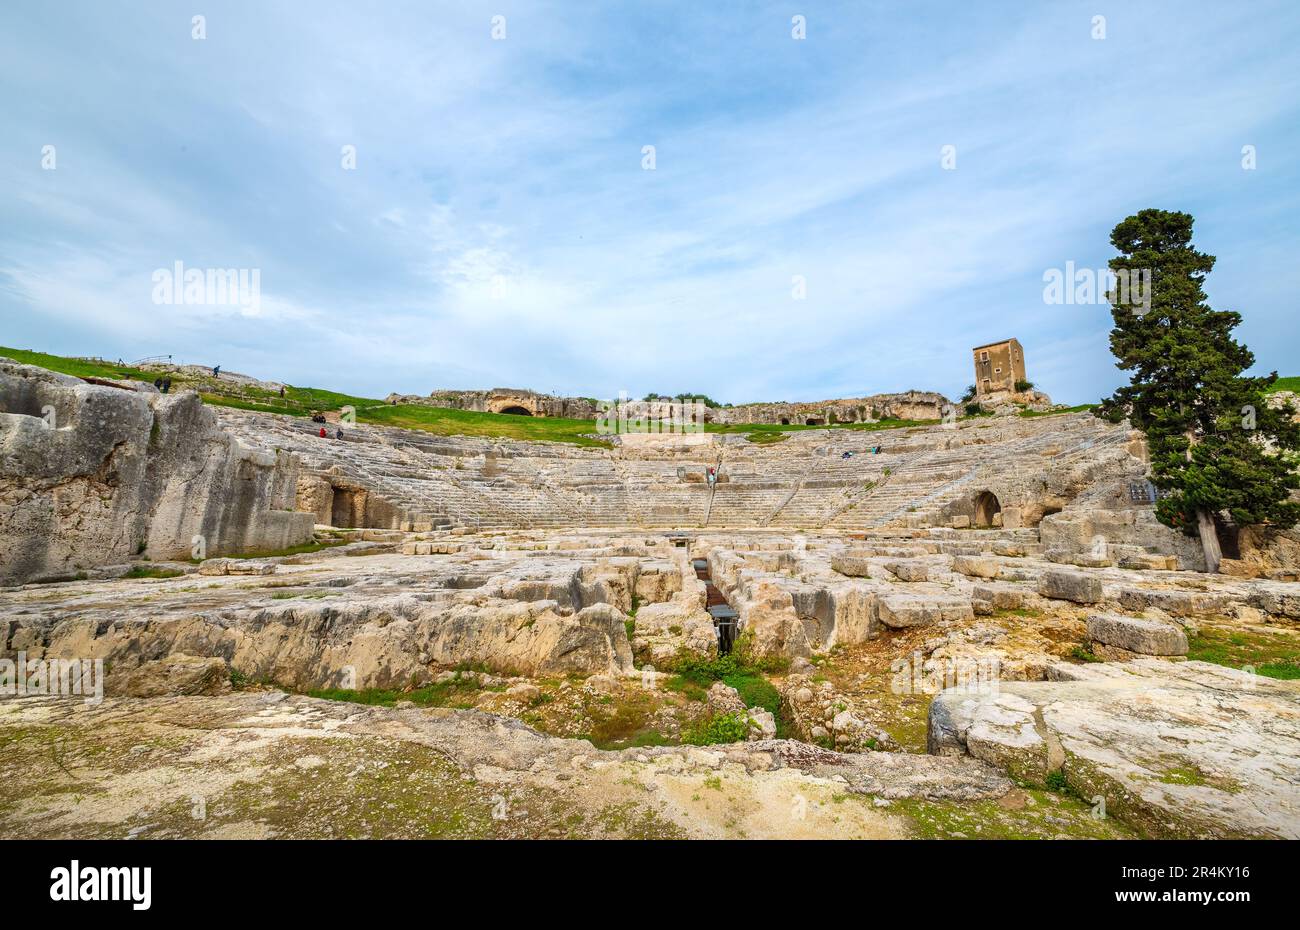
[1070,644,1102,663]
[723,673,781,714]
[662,674,708,702]
[682,712,752,745]
[731,633,790,674]
[671,650,744,682]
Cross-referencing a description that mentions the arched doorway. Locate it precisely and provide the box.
[498,405,532,416]
[973,491,1002,527]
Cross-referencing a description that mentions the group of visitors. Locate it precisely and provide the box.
[152,376,172,394]
[309,413,343,440]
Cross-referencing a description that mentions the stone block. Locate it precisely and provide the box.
[1038,569,1104,604]
[1086,612,1188,656]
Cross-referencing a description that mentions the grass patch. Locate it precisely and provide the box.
[573,689,682,750]
[681,712,752,745]
[360,403,612,447]
[0,346,161,382]
[993,607,1043,619]
[7,345,1151,454]
[1158,765,1207,787]
[662,675,709,702]
[668,648,790,736]
[893,792,1134,839]
[1070,644,1103,663]
[197,393,298,414]
[1018,403,1098,418]
[1265,376,1300,393]
[1151,760,1242,793]
[721,673,781,715]
[1186,626,1300,679]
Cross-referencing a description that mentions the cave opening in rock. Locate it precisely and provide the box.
[973,490,1002,527]
[331,486,364,528]
[498,405,533,416]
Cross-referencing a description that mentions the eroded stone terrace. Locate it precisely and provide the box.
[217,407,1135,535]
[3,371,1299,839]
[2,516,1298,838]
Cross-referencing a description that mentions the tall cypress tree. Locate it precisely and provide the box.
[1096,209,1300,572]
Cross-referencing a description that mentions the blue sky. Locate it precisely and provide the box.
[2,1,1297,405]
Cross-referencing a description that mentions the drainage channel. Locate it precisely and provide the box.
[692,558,738,655]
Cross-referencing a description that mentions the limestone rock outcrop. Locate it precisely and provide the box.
[8,593,634,690]
[927,660,1300,838]
[0,359,315,585]
[1085,612,1188,657]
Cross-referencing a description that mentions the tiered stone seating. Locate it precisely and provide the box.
[218,409,1129,532]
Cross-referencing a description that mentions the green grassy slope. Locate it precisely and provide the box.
[0,347,161,383]
[4,344,1214,447]
[362,403,609,447]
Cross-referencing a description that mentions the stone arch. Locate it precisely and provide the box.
[805,417,823,426]
[780,417,790,425]
[498,405,533,416]
[973,490,1002,527]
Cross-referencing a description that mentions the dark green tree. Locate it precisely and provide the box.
[1096,209,1300,572]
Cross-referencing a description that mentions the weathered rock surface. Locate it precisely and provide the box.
[781,674,898,752]
[1038,569,1104,604]
[952,555,1001,579]
[0,359,314,585]
[927,660,1300,838]
[112,654,232,697]
[0,692,1016,839]
[1086,612,1188,657]
[878,592,974,629]
[11,594,633,687]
